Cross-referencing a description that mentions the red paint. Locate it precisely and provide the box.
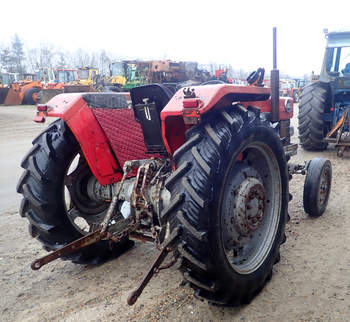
[161,84,270,118]
[92,108,159,167]
[43,93,123,185]
[160,84,291,154]
[241,97,293,120]
[183,99,200,108]
[40,85,294,182]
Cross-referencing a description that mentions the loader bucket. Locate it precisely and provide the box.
[0,88,9,104]
[63,85,93,93]
[37,89,64,104]
[4,88,23,105]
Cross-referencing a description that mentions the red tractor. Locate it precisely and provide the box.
[17,30,332,306]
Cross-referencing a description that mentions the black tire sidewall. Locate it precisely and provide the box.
[303,158,332,217]
[209,123,288,299]
[24,87,41,104]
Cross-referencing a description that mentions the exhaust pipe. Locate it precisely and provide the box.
[270,27,280,122]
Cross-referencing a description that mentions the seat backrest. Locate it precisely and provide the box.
[130,84,173,155]
[130,83,173,114]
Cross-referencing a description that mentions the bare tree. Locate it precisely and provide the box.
[26,48,39,73]
[39,44,54,69]
[56,51,67,69]
[99,50,110,76]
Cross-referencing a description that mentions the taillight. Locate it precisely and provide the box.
[37,104,47,112]
[183,99,199,108]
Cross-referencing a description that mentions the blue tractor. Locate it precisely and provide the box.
[298,30,350,156]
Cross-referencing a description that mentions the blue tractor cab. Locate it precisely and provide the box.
[298,30,350,156]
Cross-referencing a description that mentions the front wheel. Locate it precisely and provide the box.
[164,106,288,305]
[17,120,133,264]
[303,158,332,217]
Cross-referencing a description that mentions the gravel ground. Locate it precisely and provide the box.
[0,104,349,321]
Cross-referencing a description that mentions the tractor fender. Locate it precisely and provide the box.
[160,84,293,154]
[35,93,124,185]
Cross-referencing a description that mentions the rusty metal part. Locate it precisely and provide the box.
[31,229,106,270]
[288,162,307,175]
[100,194,119,233]
[233,178,266,236]
[100,163,132,233]
[319,167,330,204]
[130,161,159,222]
[127,245,170,306]
[129,231,155,243]
[127,227,181,306]
[325,110,350,156]
[4,88,22,105]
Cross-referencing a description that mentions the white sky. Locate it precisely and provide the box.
[1,0,350,77]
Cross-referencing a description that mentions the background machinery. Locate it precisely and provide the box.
[0,72,18,104]
[298,29,350,155]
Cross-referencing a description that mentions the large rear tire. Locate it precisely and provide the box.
[298,82,329,151]
[23,87,41,105]
[17,120,133,264]
[163,106,288,305]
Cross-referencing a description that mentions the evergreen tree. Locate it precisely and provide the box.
[11,34,25,74]
[0,47,12,71]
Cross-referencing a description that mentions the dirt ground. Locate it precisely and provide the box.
[0,105,349,321]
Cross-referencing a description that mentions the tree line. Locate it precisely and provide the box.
[2,34,296,81]
[0,34,116,76]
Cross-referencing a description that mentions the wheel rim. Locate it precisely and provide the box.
[63,152,108,235]
[220,142,282,274]
[317,165,331,207]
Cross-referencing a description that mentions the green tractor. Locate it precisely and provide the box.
[298,30,350,155]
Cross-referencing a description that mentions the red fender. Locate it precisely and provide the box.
[37,93,124,185]
[160,84,293,154]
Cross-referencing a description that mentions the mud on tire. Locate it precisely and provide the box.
[163,106,289,305]
[17,120,133,264]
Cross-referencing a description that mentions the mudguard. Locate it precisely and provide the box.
[36,92,151,185]
[160,84,293,154]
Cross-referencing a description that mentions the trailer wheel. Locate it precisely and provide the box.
[298,82,328,150]
[24,87,41,105]
[303,158,332,217]
[17,120,133,264]
[164,106,288,305]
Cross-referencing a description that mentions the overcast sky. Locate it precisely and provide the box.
[1,0,350,77]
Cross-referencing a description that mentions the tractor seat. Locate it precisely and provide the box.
[130,84,173,155]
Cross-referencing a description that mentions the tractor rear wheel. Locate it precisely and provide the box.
[17,120,133,264]
[24,87,41,105]
[298,82,328,150]
[164,106,288,305]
